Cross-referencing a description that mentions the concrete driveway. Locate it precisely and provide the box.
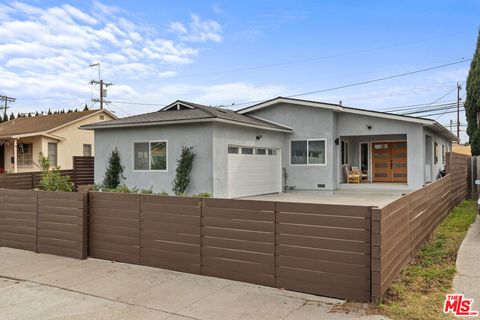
[242,190,403,207]
[0,248,386,320]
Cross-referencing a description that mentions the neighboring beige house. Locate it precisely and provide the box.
[0,109,116,173]
[452,143,471,156]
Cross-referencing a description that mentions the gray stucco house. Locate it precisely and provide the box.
[82,97,456,198]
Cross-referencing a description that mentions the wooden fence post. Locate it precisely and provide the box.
[371,207,382,303]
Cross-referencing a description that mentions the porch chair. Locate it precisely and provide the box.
[344,166,360,184]
[352,166,368,182]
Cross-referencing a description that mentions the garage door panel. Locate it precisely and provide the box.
[228,151,281,198]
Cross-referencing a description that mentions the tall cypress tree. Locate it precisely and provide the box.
[465,30,480,155]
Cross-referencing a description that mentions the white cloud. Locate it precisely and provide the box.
[170,14,223,42]
[0,2,224,114]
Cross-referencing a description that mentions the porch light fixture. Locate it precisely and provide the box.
[335,138,340,145]
[367,124,373,130]
[256,135,262,140]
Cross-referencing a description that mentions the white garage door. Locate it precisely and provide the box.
[227,146,282,198]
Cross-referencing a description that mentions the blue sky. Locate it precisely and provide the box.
[0,1,478,140]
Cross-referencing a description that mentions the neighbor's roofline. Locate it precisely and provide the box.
[0,109,116,140]
[81,117,293,133]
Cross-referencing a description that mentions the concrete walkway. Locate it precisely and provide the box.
[0,248,387,320]
[453,215,480,313]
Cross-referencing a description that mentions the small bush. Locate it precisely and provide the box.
[103,148,124,189]
[192,192,211,198]
[94,184,153,194]
[159,190,169,196]
[37,153,74,192]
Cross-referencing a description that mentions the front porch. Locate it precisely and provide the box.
[337,134,409,186]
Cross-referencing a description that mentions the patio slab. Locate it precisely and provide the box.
[242,189,404,207]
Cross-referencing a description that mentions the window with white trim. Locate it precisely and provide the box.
[17,143,33,167]
[290,139,326,165]
[442,144,446,164]
[434,141,439,165]
[341,140,349,165]
[133,141,167,171]
[48,142,58,167]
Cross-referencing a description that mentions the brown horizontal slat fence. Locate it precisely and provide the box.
[0,189,37,251]
[87,192,372,301]
[0,152,471,302]
[73,156,94,187]
[0,156,93,190]
[37,191,87,259]
[89,192,140,264]
[141,195,202,274]
[276,202,372,302]
[202,199,276,286]
[0,188,87,259]
[371,152,470,302]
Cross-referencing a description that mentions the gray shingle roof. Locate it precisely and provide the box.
[82,101,292,131]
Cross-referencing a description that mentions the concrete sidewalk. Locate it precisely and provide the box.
[453,215,480,313]
[0,247,387,320]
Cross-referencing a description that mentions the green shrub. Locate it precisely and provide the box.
[37,153,74,192]
[103,148,124,189]
[192,192,211,198]
[94,184,153,194]
[159,190,169,196]
[172,146,195,195]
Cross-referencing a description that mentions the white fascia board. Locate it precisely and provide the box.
[82,118,293,133]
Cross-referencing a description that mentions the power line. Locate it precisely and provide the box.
[121,30,472,81]
[228,58,472,107]
[380,100,457,113]
[83,58,471,112]
[110,100,167,107]
[421,109,465,118]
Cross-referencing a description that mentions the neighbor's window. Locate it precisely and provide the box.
[83,144,92,157]
[341,141,349,165]
[48,142,58,167]
[134,141,167,171]
[291,139,326,165]
[434,141,439,165]
[267,149,277,156]
[17,143,33,167]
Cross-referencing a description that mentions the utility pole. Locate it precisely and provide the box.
[0,95,15,119]
[450,119,453,133]
[457,82,461,142]
[89,63,112,109]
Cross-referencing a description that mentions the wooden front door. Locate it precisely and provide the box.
[372,141,407,182]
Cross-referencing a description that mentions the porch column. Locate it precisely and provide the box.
[13,138,17,173]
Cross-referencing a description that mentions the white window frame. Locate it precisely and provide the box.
[441,144,446,164]
[289,138,327,166]
[341,140,349,165]
[47,142,58,167]
[132,140,168,172]
[434,141,439,165]
[83,144,92,157]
